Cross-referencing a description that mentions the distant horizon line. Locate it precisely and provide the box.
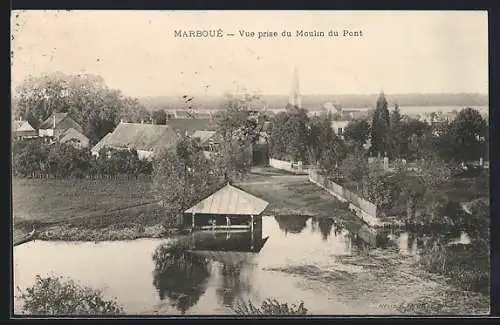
[138,92,489,98]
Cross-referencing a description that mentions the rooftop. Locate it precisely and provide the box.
[185,183,269,216]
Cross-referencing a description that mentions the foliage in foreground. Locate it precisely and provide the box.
[16,275,123,315]
[233,298,309,316]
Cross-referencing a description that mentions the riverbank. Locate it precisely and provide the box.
[265,248,489,315]
[13,167,363,242]
[12,177,172,242]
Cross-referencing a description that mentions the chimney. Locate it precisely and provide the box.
[53,115,56,129]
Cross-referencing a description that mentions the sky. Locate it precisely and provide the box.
[11,10,488,98]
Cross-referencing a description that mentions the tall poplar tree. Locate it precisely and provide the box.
[370,91,390,157]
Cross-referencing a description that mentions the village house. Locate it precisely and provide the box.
[331,120,350,138]
[38,113,84,139]
[195,111,212,119]
[175,110,191,119]
[12,119,37,140]
[164,118,216,136]
[191,130,220,159]
[91,122,179,159]
[58,128,90,148]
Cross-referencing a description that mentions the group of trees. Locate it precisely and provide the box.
[12,138,152,179]
[266,92,488,223]
[366,92,488,163]
[14,73,153,145]
[152,94,268,222]
[268,91,488,169]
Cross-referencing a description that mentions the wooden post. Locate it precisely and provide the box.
[250,214,254,250]
[192,212,195,229]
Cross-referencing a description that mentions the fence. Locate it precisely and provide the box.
[308,169,380,227]
[268,158,310,175]
[14,173,153,181]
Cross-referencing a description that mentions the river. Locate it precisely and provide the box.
[13,215,489,315]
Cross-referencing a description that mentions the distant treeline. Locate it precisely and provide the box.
[12,139,153,179]
[138,93,488,111]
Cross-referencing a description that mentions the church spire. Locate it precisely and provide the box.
[288,66,302,109]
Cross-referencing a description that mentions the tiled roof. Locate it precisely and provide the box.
[93,122,178,153]
[91,132,112,153]
[59,128,89,144]
[39,113,69,129]
[192,130,217,145]
[13,120,36,131]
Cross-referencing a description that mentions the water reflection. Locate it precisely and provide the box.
[310,217,335,241]
[274,215,310,234]
[152,226,268,313]
[152,251,210,314]
[14,214,486,315]
[215,263,252,307]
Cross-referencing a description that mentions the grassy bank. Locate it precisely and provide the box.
[236,167,362,229]
[12,177,173,242]
[13,167,361,242]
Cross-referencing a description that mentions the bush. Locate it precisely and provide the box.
[233,298,309,316]
[16,275,123,315]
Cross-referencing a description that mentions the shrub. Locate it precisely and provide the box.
[16,275,123,315]
[233,298,309,316]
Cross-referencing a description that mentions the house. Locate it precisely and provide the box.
[91,122,179,159]
[175,110,191,119]
[192,130,220,157]
[331,120,350,137]
[58,128,90,148]
[181,183,269,235]
[341,108,369,120]
[12,120,37,139]
[195,111,212,119]
[91,132,112,155]
[38,113,84,139]
[164,118,216,136]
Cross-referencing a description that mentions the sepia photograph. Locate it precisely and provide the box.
[11,10,490,316]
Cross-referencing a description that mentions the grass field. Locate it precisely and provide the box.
[12,177,167,241]
[237,167,362,229]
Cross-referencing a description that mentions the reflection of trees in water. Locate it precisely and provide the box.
[346,231,371,254]
[310,217,346,241]
[274,215,310,235]
[152,245,210,315]
[215,262,252,307]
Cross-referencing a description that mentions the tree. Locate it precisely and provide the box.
[343,119,370,149]
[318,137,347,182]
[152,109,168,125]
[15,73,143,145]
[339,148,369,193]
[152,136,223,223]
[269,107,310,163]
[215,93,268,180]
[441,107,487,163]
[370,91,390,157]
[385,104,408,159]
[308,113,336,164]
[366,173,400,213]
[16,275,123,315]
